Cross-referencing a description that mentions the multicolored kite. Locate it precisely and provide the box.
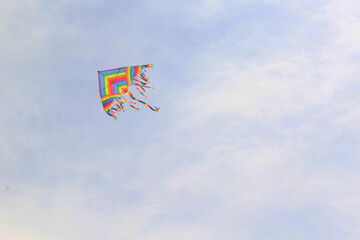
[98,64,159,119]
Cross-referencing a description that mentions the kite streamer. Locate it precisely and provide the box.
[98,64,159,119]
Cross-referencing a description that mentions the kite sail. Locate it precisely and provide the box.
[98,64,159,119]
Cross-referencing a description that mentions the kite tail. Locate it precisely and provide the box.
[114,103,124,112]
[126,91,159,112]
[140,86,147,94]
[130,105,140,110]
[117,97,135,105]
[106,98,126,119]
[126,66,159,112]
[136,87,149,99]
[134,67,154,88]
[139,72,149,82]
[107,110,117,120]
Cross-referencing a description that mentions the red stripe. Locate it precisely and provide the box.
[108,74,126,82]
[103,101,113,109]
[121,87,128,94]
[135,66,140,79]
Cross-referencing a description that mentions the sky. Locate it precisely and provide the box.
[1,0,360,239]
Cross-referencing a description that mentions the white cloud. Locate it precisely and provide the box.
[163,140,360,215]
[332,102,360,130]
[185,0,224,20]
[177,0,360,128]
[1,0,360,239]
[178,53,346,126]
[313,0,360,53]
[164,0,360,237]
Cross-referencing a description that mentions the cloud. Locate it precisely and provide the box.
[176,0,360,126]
[1,0,360,239]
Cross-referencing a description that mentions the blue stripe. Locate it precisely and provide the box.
[112,79,127,85]
[102,97,117,106]
[99,73,104,94]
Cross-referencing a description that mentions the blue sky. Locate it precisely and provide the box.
[1,0,360,239]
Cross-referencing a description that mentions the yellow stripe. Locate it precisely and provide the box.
[101,93,121,101]
[103,71,126,78]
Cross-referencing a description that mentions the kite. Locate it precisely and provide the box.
[98,64,159,119]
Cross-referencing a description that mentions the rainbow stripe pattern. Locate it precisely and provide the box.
[98,64,159,119]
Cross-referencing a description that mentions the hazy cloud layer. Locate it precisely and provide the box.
[1,0,360,239]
